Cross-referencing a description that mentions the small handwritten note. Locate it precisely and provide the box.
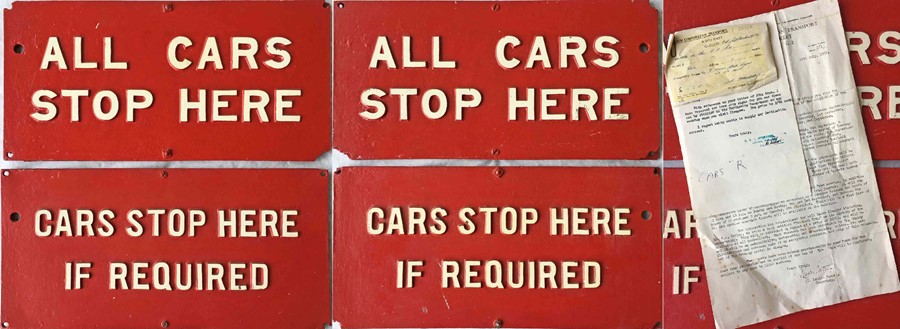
[666,23,777,105]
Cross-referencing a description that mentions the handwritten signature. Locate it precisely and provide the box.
[746,134,784,146]
[698,159,749,183]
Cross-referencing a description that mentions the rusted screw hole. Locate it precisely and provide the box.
[492,3,500,11]
[653,168,660,175]
[640,43,650,53]
[162,149,173,158]
[322,2,330,8]
[13,44,24,54]
[493,319,503,328]
[641,210,652,220]
[10,212,20,222]
[337,2,344,8]
[335,168,343,175]
[319,171,327,177]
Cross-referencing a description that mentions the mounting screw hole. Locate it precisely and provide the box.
[641,210,652,220]
[10,212,20,222]
[337,2,344,8]
[640,43,650,53]
[6,152,12,158]
[2,171,8,177]
[2,321,9,328]
[13,44,24,54]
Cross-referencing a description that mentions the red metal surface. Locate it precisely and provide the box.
[4,2,330,160]
[334,166,661,328]
[843,1,900,160]
[663,168,900,329]
[1,169,330,329]
[662,169,713,328]
[334,1,659,160]
[664,0,900,160]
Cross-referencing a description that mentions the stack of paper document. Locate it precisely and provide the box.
[665,0,900,328]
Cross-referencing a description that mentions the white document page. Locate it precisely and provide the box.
[669,13,812,217]
[670,1,900,328]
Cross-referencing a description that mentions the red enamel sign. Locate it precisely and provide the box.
[845,1,900,160]
[4,1,330,160]
[1,169,330,329]
[334,1,659,160]
[664,0,900,160]
[662,169,713,328]
[334,167,661,328]
[664,168,900,328]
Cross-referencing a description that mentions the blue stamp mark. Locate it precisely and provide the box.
[748,134,784,146]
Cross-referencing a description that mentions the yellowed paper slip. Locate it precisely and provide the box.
[666,23,777,105]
